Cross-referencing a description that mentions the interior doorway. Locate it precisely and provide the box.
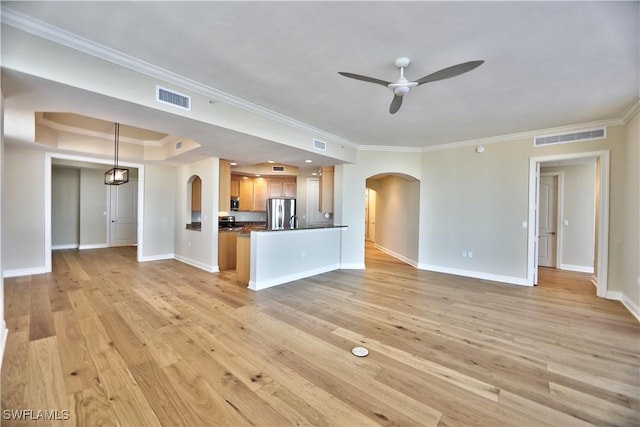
[528,150,609,298]
[46,153,145,272]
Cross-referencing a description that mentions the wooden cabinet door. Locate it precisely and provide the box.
[230,178,240,198]
[283,181,297,198]
[319,166,334,213]
[219,160,231,212]
[239,179,253,211]
[268,180,283,198]
[252,179,268,211]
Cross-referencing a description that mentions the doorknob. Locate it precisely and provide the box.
[548,231,556,235]
[111,220,117,223]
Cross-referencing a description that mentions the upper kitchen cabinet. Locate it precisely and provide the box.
[219,160,231,212]
[253,178,268,211]
[268,178,297,198]
[319,166,334,214]
[234,175,295,211]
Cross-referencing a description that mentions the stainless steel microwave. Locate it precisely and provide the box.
[230,197,240,211]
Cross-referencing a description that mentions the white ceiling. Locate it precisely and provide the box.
[1,1,638,165]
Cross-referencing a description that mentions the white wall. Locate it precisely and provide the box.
[174,157,219,271]
[79,168,108,248]
[2,145,47,276]
[141,164,177,261]
[1,89,7,366]
[52,167,80,248]
[541,163,596,272]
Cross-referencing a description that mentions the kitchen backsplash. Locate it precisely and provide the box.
[219,211,266,222]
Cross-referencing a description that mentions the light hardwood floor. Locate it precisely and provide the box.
[2,245,639,426]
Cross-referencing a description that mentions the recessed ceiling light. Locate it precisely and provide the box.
[267,160,275,164]
[255,174,261,177]
[305,159,313,163]
[230,162,237,166]
[312,172,318,176]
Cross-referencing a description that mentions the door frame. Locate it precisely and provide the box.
[45,152,145,271]
[527,150,609,297]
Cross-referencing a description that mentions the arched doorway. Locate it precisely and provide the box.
[365,173,420,267]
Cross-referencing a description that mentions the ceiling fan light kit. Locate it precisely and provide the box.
[338,57,484,114]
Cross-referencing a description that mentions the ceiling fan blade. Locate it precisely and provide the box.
[389,95,403,114]
[415,60,484,86]
[338,72,391,87]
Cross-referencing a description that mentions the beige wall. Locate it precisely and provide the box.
[619,112,639,310]
[52,167,80,248]
[142,164,177,260]
[337,120,636,313]
[367,175,420,265]
[79,168,108,248]
[174,157,219,271]
[2,145,46,275]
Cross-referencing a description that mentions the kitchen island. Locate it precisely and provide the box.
[237,225,347,290]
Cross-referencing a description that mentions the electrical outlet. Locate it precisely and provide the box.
[462,250,467,257]
[301,250,306,258]
[468,251,473,258]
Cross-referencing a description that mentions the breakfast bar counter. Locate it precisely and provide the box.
[236,226,347,290]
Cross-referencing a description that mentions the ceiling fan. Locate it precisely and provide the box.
[338,57,484,114]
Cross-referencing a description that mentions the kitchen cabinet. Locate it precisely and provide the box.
[252,178,268,211]
[230,177,240,198]
[218,230,239,270]
[236,235,250,284]
[267,178,297,198]
[219,160,231,212]
[319,166,334,213]
[239,178,253,211]
[233,175,295,212]
[191,176,202,211]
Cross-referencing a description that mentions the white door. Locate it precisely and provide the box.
[306,178,330,226]
[538,175,558,268]
[109,180,138,246]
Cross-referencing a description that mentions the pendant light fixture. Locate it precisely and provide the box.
[104,122,129,185]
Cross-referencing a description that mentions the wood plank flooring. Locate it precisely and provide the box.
[2,245,639,426]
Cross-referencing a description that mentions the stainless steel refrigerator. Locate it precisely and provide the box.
[266,198,296,229]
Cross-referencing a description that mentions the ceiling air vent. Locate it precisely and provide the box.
[534,128,606,147]
[156,86,191,111]
[272,166,285,172]
[313,139,327,151]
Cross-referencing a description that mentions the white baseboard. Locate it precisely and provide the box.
[78,243,109,250]
[174,255,218,273]
[52,244,79,250]
[374,244,418,268]
[139,253,175,262]
[249,263,341,291]
[3,266,49,278]
[339,263,366,270]
[0,321,8,370]
[417,263,530,287]
[560,264,594,274]
[606,291,640,322]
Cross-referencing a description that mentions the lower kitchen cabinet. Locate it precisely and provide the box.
[236,235,250,284]
[218,231,239,270]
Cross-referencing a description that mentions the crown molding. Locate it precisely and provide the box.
[0,6,358,150]
[357,145,422,153]
[621,97,640,124]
